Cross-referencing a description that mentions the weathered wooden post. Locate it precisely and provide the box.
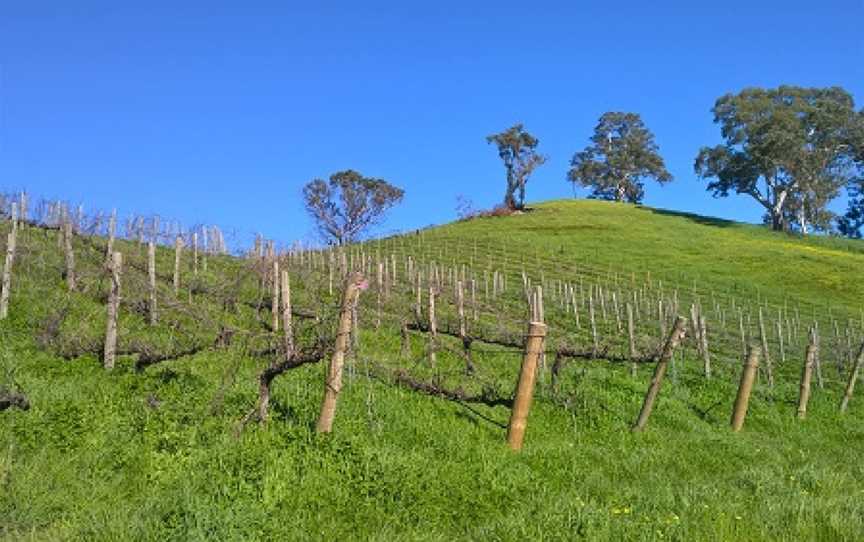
[731,346,761,432]
[173,235,183,296]
[0,229,17,319]
[506,321,548,452]
[627,302,637,376]
[316,272,366,434]
[699,315,711,379]
[103,252,122,370]
[189,232,197,277]
[63,220,76,291]
[427,286,438,367]
[840,339,864,413]
[758,308,774,386]
[796,341,817,419]
[280,270,293,357]
[271,259,280,332]
[588,292,599,356]
[142,242,156,327]
[632,316,687,432]
[104,209,116,265]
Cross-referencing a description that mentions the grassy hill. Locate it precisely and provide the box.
[2,199,863,541]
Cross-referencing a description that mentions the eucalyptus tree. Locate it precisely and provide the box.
[567,112,672,203]
[486,124,547,210]
[302,170,404,245]
[695,86,861,233]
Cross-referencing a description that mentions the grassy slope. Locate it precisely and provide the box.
[2,201,864,541]
[424,200,864,312]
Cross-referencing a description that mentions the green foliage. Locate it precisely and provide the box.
[567,112,672,203]
[486,124,547,210]
[3,202,864,540]
[695,86,862,233]
[302,170,404,245]
[838,178,864,238]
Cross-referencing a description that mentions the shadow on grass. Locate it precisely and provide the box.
[644,207,740,229]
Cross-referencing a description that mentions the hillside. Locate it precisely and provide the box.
[2,199,864,541]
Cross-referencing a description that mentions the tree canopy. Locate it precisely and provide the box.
[567,112,672,203]
[302,170,404,245]
[486,124,546,210]
[695,86,861,233]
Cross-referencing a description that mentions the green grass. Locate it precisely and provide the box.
[2,200,864,541]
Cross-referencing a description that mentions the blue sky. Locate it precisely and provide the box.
[1,1,862,246]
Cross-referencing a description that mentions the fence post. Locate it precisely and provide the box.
[316,272,366,434]
[627,302,637,376]
[840,339,864,413]
[0,230,17,319]
[63,220,76,291]
[271,259,280,332]
[506,321,548,452]
[148,241,157,325]
[173,235,183,296]
[796,341,817,419]
[280,270,293,357]
[632,316,687,432]
[103,252,122,370]
[731,346,761,432]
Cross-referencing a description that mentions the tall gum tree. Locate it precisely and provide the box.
[567,112,672,203]
[486,124,547,210]
[302,170,404,245]
[695,86,861,233]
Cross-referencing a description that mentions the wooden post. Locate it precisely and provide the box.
[699,316,710,379]
[192,232,199,276]
[316,272,366,434]
[632,316,687,432]
[626,302,637,377]
[63,220,76,291]
[731,346,761,432]
[280,270,293,357]
[105,209,116,265]
[840,339,864,413]
[796,341,817,419]
[588,292,599,356]
[173,235,183,296]
[103,252,122,370]
[506,321,547,452]
[428,286,438,367]
[147,242,157,325]
[271,259,280,332]
[0,231,17,319]
[758,308,774,386]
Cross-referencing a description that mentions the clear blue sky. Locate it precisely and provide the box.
[2,1,862,246]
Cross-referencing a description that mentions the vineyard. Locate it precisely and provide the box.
[2,195,864,540]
